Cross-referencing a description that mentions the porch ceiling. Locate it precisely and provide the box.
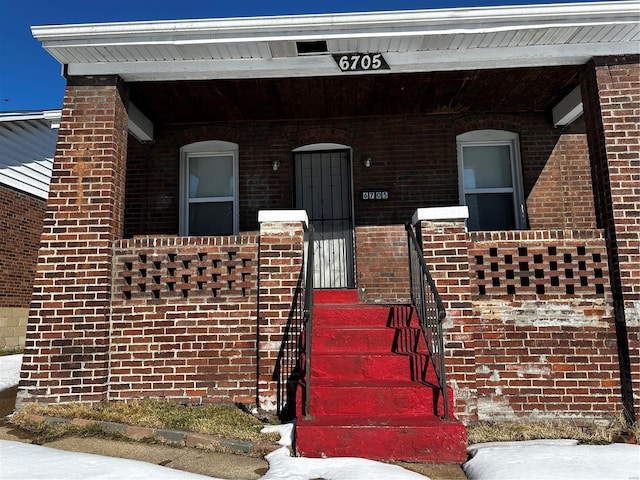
[128,66,582,124]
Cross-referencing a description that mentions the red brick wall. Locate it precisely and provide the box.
[122,113,598,306]
[258,220,307,414]
[19,77,130,406]
[355,225,410,303]
[468,230,620,421]
[109,235,258,405]
[124,113,596,238]
[582,56,640,421]
[415,222,623,422]
[0,185,46,308]
[525,125,597,230]
[418,220,477,421]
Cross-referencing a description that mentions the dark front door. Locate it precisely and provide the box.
[295,150,355,289]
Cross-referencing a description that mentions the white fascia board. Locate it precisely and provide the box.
[42,110,62,128]
[0,110,61,124]
[30,2,640,44]
[32,1,639,81]
[127,102,154,142]
[64,41,633,81]
[35,18,638,49]
[552,86,583,126]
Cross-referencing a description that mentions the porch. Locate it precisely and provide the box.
[18,4,640,458]
[99,211,617,420]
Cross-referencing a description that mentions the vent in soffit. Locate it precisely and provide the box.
[296,40,328,55]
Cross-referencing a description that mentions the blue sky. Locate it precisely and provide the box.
[0,0,609,111]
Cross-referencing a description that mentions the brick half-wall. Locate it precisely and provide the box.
[0,185,46,349]
[109,235,258,405]
[468,230,620,422]
[417,219,623,423]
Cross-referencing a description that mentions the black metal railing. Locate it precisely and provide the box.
[405,223,449,419]
[302,225,315,416]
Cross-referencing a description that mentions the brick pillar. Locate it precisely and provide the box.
[257,211,308,414]
[581,56,639,423]
[413,207,477,421]
[18,76,129,406]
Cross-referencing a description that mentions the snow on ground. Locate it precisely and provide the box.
[464,439,640,480]
[2,354,639,480]
[0,439,222,480]
[0,354,22,390]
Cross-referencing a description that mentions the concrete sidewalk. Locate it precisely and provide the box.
[0,386,466,480]
[0,420,268,480]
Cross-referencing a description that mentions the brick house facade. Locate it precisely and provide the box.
[19,2,638,430]
[0,111,59,351]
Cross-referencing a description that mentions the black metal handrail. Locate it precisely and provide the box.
[405,223,449,419]
[302,225,314,416]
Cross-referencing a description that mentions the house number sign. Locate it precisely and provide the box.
[362,191,389,200]
[333,53,390,72]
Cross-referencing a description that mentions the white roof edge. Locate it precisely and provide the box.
[31,1,640,42]
[0,110,62,124]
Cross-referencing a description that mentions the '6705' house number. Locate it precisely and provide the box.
[362,191,389,200]
[333,53,390,72]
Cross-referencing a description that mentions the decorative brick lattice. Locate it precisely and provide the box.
[469,232,609,298]
[115,238,257,301]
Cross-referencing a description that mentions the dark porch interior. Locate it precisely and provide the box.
[129,66,582,124]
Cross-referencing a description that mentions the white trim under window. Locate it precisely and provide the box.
[457,130,526,231]
[179,140,239,236]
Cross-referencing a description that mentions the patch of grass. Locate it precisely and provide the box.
[11,400,280,443]
[12,418,129,445]
[467,416,637,445]
[0,348,24,356]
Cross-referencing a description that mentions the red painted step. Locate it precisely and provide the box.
[296,415,467,463]
[314,289,359,305]
[309,379,453,417]
[312,325,429,353]
[296,294,467,463]
[312,352,439,384]
[313,305,393,327]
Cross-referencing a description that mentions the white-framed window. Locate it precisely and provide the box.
[179,140,239,236]
[457,130,526,231]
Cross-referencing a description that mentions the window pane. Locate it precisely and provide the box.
[463,145,512,189]
[466,193,516,231]
[189,155,234,198]
[189,202,233,236]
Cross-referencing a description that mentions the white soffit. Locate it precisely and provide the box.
[31,1,640,81]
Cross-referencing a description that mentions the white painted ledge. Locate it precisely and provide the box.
[412,206,469,225]
[258,210,309,227]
